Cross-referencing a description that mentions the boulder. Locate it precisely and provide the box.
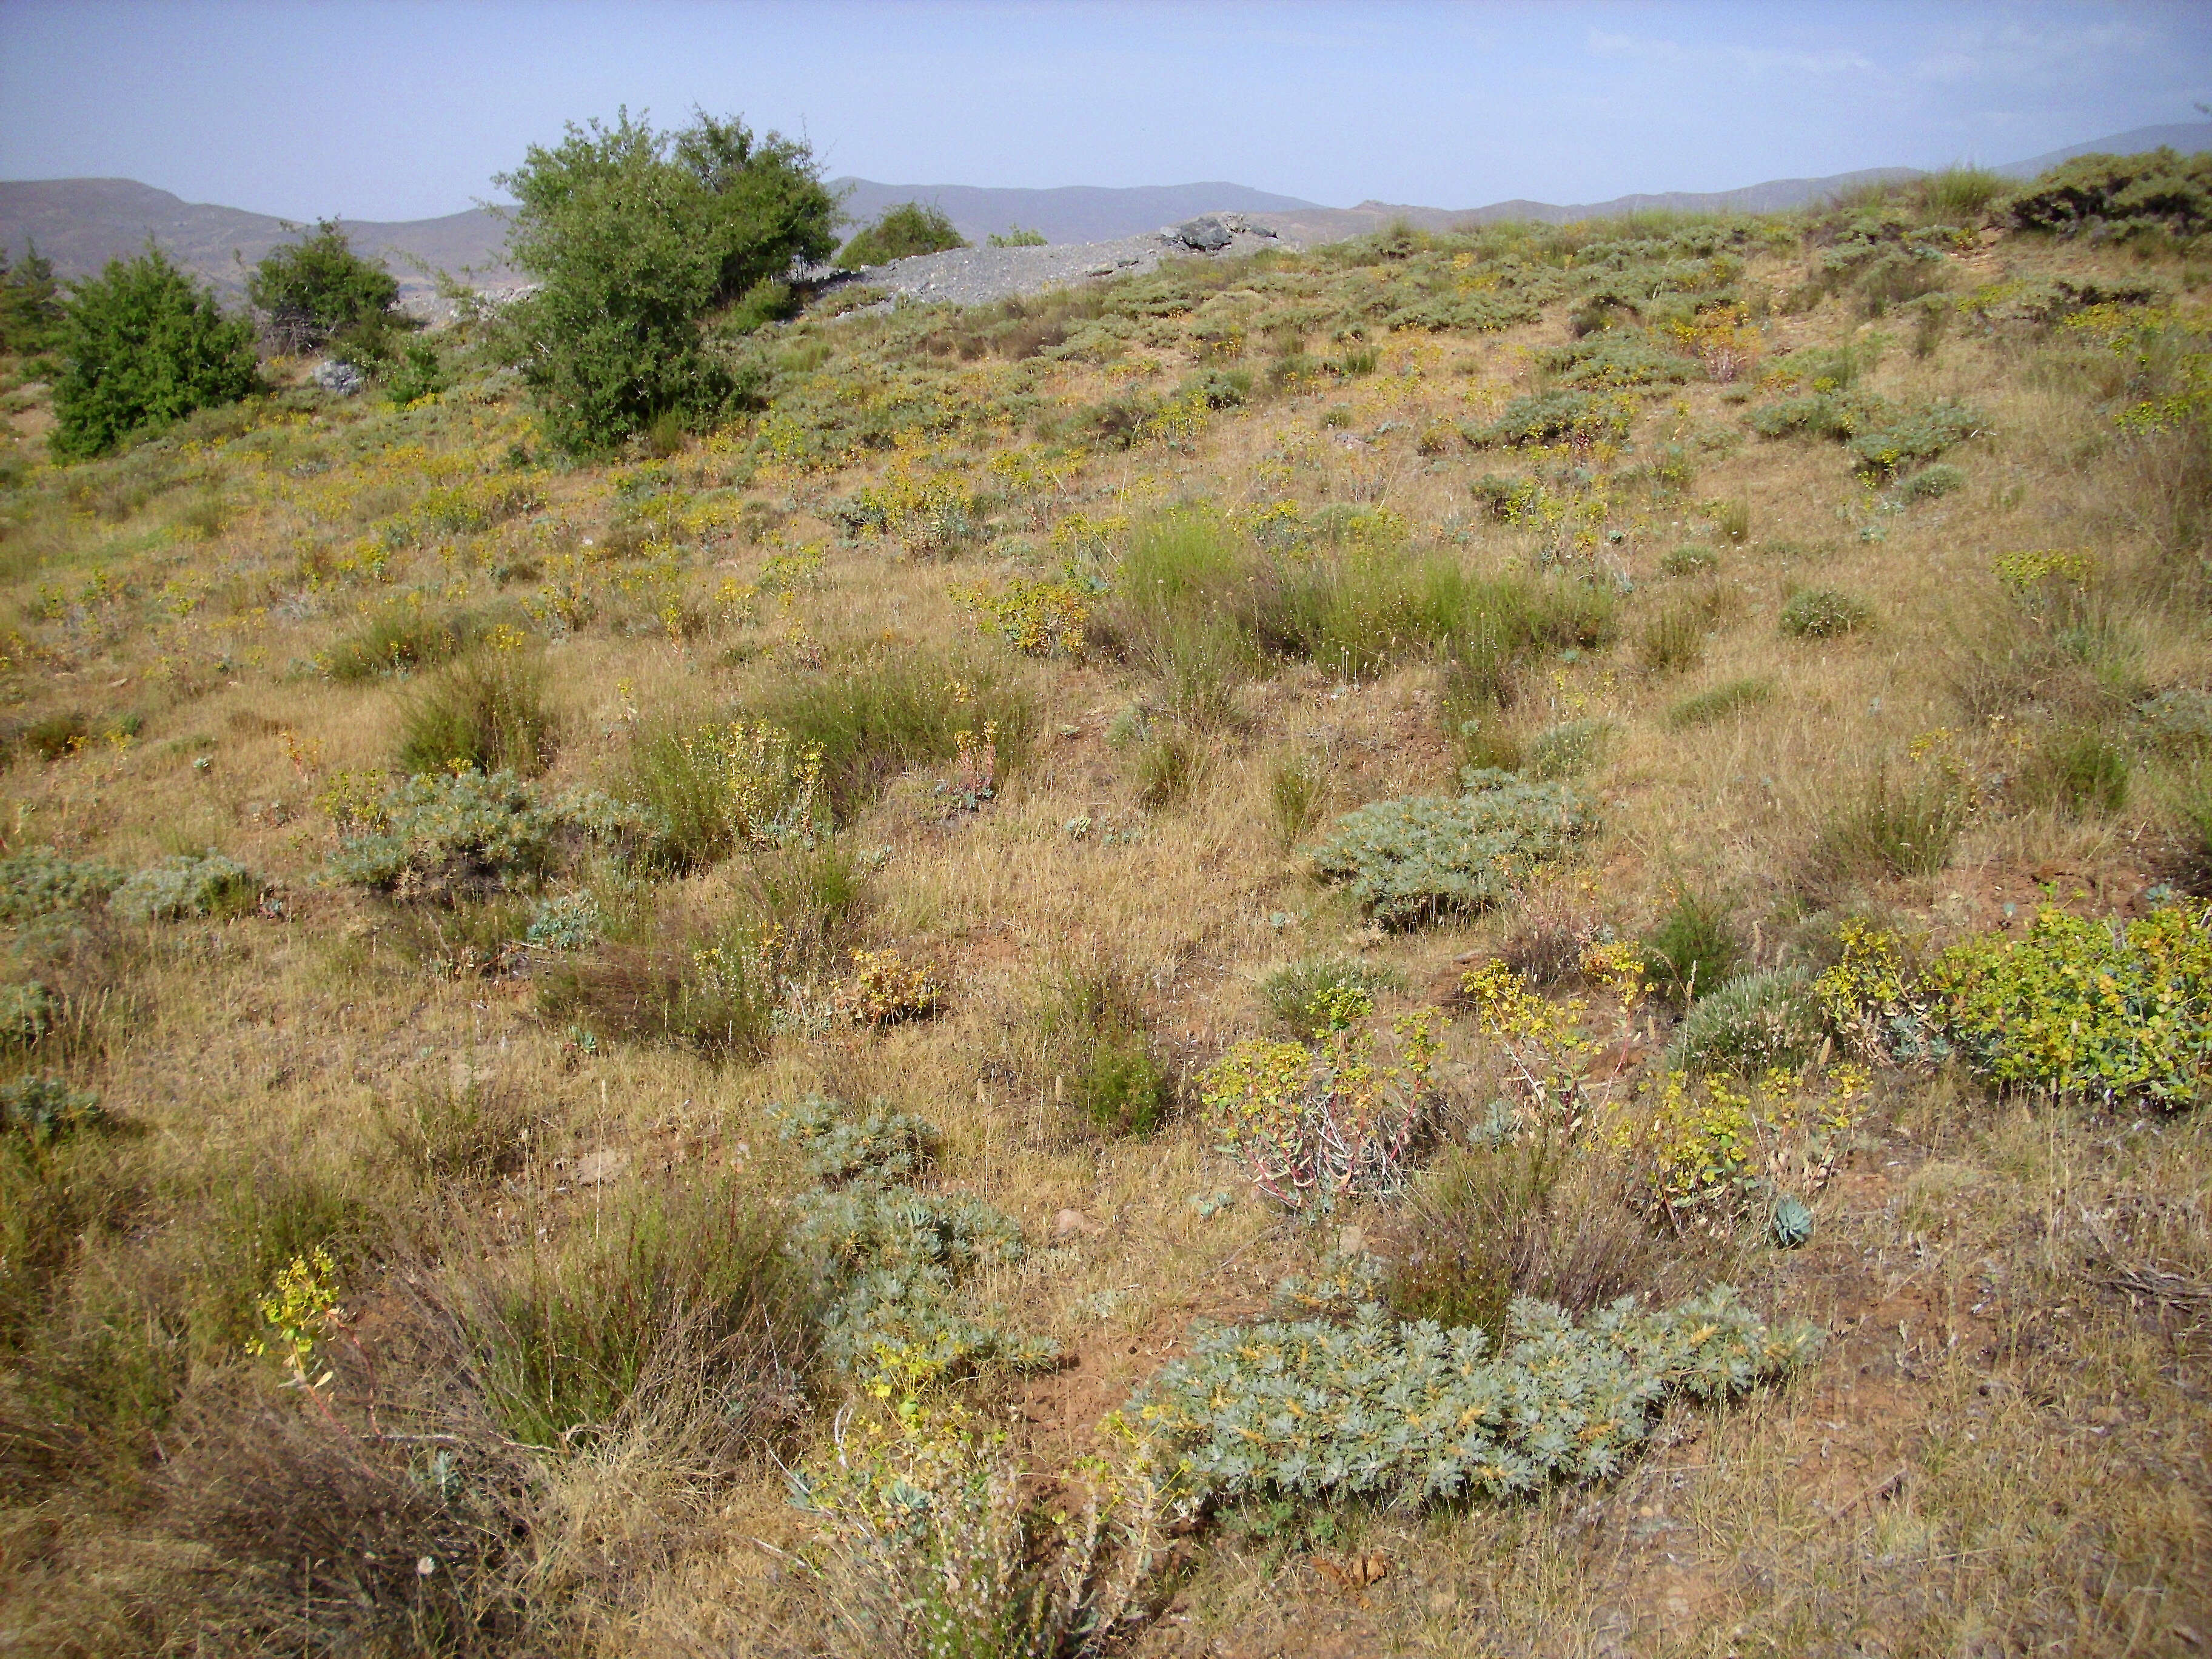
[312,359,364,396]
[1170,215,1234,252]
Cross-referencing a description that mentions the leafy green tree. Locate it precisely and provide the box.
[50,247,257,459]
[497,109,839,454]
[0,244,64,357]
[840,202,968,266]
[246,219,402,356]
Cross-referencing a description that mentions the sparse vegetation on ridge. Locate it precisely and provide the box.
[0,135,2210,1658]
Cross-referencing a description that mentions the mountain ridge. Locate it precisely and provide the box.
[3,119,2205,302]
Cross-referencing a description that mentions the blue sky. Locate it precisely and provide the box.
[1,0,2205,220]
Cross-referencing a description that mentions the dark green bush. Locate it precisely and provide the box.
[1643,888,1742,1004]
[51,249,258,458]
[839,202,968,266]
[0,244,64,356]
[246,220,402,355]
[321,605,480,680]
[2009,147,2212,240]
[497,110,839,452]
[381,337,448,403]
[395,651,558,777]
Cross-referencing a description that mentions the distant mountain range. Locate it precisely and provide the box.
[3,120,2205,305]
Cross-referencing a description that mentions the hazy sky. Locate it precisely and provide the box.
[1,0,2206,221]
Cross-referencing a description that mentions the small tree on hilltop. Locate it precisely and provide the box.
[51,247,257,459]
[497,109,840,454]
[246,218,404,359]
[840,202,968,266]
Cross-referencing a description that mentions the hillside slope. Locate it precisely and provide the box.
[0,172,2207,1657]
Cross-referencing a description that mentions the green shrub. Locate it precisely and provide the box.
[1132,1283,1818,1513]
[1917,167,2009,223]
[1036,962,1171,1138]
[1929,903,2211,1107]
[2009,147,2212,240]
[0,244,63,356]
[1642,888,1741,1004]
[112,851,260,922]
[51,248,258,458]
[1667,677,1772,728]
[1637,598,1709,674]
[1524,717,1612,779]
[839,202,968,266]
[395,651,558,777]
[1847,401,1983,477]
[497,111,839,452]
[778,1099,1056,1386]
[2020,726,2131,816]
[0,848,122,920]
[325,770,558,896]
[1899,463,1965,500]
[1259,954,1404,1038]
[246,219,402,355]
[0,1074,104,1141]
[1780,588,1874,638]
[1310,769,1597,928]
[1666,967,1825,1074]
[1473,389,1633,448]
[0,979,56,1048]
[381,337,448,403]
[1539,332,1697,388]
[987,226,1047,248]
[1660,543,1718,575]
[1811,770,1969,882]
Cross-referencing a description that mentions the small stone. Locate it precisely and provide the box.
[1054,1207,1100,1238]
[571,1148,626,1186]
[1427,1589,1458,1615]
[1335,1224,1366,1257]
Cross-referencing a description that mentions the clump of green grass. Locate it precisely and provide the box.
[1660,543,1718,576]
[1638,597,1709,674]
[1524,717,1612,779]
[437,1175,805,1452]
[1259,954,1404,1038]
[1810,770,1971,883]
[1668,677,1774,728]
[537,907,776,1062]
[1036,960,1171,1138]
[748,648,1035,817]
[1642,888,1743,1005]
[1666,967,1826,1074]
[1268,751,1329,847]
[395,651,558,777]
[322,606,479,680]
[1781,588,1874,639]
[2019,726,2131,816]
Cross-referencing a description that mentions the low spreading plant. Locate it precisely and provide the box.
[1618,1065,1863,1235]
[112,851,260,922]
[1667,676,1772,728]
[1780,588,1874,638]
[1310,768,1597,928]
[1130,1283,1819,1515]
[324,770,557,898]
[1201,1012,1444,1210]
[0,1074,103,1141]
[0,848,122,920]
[779,1099,1058,1390]
[1927,903,2212,1108]
[834,948,945,1025]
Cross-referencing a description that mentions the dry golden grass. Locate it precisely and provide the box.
[0,213,2207,1657]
